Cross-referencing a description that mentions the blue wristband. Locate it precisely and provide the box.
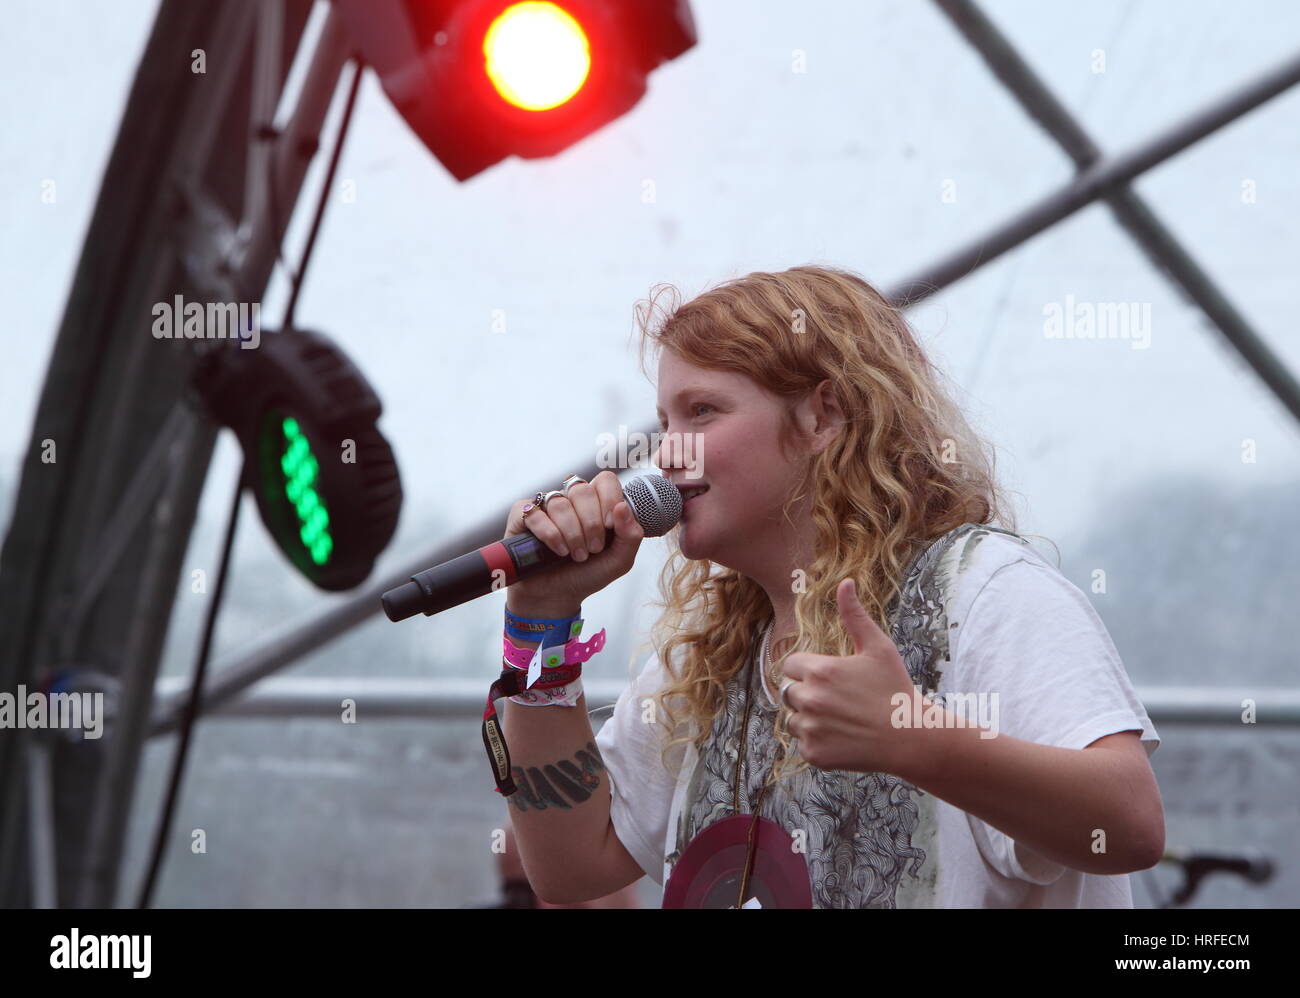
[504,607,583,647]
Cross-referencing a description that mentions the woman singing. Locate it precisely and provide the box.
[499,264,1162,908]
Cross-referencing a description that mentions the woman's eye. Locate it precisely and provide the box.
[659,404,714,431]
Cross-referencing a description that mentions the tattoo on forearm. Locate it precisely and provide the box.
[508,740,606,812]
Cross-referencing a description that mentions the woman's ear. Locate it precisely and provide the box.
[800,379,846,454]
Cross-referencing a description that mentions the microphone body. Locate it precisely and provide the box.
[381,473,682,621]
[383,529,607,620]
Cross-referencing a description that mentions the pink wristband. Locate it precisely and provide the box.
[502,628,607,671]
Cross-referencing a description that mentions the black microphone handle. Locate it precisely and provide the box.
[381,525,616,621]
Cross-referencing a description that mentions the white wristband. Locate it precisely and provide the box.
[507,677,585,708]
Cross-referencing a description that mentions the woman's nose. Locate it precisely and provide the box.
[653,427,679,471]
[654,428,701,478]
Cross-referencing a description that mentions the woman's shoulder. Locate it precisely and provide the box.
[904,521,1051,587]
[893,521,1063,627]
[921,523,1087,648]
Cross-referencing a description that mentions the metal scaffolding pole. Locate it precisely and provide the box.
[888,43,1300,320]
[152,676,1300,728]
[929,0,1300,426]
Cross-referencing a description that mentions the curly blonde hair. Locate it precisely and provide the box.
[624,264,1022,788]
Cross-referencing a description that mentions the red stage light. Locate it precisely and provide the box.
[483,2,592,111]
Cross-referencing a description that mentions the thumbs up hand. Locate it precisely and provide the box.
[779,578,929,777]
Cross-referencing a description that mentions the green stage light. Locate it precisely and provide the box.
[276,416,333,565]
[194,329,401,591]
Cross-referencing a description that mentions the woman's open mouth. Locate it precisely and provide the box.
[680,484,709,513]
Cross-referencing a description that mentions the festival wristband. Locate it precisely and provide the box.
[504,607,582,646]
[482,662,584,796]
[483,627,604,797]
[502,628,606,671]
[509,679,585,707]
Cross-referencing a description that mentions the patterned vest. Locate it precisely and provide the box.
[665,521,1028,908]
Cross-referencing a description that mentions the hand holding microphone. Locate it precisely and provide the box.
[505,471,648,615]
[380,471,682,621]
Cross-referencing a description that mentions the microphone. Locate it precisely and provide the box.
[381,472,683,621]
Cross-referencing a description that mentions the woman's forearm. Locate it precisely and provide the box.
[895,708,1163,876]
[498,596,619,903]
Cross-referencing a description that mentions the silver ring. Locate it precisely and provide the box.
[534,489,565,510]
[560,474,588,496]
[778,678,796,710]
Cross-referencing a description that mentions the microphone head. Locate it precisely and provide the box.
[623,472,683,537]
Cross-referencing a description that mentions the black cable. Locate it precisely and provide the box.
[135,468,244,909]
[283,56,364,332]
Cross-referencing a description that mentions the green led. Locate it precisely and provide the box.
[310,535,333,564]
[278,416,334,566]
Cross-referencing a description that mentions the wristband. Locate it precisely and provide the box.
[502,628,606,671]
[501,628,602,708]
[481,662,584,796]
[504,606,582,647]
[508,677,585,708]
[482,624,606,797]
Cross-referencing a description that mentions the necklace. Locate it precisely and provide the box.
[730,619,772,814]
[732,618,787,907]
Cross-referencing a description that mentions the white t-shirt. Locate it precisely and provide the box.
[594,528,1161,908]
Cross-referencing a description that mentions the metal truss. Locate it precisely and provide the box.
[0,0,350,906]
